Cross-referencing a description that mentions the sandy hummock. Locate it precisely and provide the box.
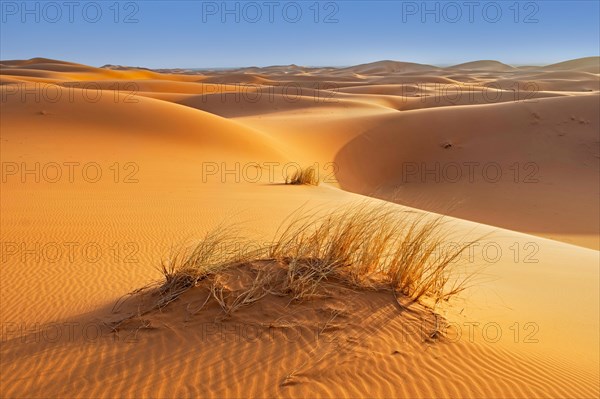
[1,57,599,398]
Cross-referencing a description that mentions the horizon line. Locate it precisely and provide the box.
[2,55,599,71]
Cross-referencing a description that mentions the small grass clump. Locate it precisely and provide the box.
[267,204,475,304]
[285,166,319,186]
[148,225,261,309]
[119,203,479,321]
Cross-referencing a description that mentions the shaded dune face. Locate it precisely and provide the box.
[1,57,599,398]
[334,94,600,247]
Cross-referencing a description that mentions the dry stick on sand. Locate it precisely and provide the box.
[210,270,272,318]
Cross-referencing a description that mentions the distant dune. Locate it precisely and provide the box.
[341,60,439,75]
[543,56,600,73]
[0,57,79,67]
[448,60,516,71]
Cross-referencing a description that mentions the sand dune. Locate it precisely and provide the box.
[0,57,81,67]
[1,58,598,398]
[237,95,599,250]
[200,73,274,85]
[449,60,516,71]
[543,56,600,73]
[343,60,440,75]
[2,252,598,398]
[332,95,600,249]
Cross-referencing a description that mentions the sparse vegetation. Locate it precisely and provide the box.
[285,166,319,186]
[266,204,475,304]
[117,204,479,322]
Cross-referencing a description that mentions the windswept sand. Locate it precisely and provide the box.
[1,57,599,398]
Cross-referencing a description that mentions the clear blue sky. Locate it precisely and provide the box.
[1,0,598,68]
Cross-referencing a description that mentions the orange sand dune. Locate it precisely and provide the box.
[237,94,599,250]
[1,84,285,160]
[1,58,598,398]
[332,95,600,249]
[0,57,84,67]
[200,73,274,85]
[2,257,598,398]
[448,60,516,71]
[343,60,440,75]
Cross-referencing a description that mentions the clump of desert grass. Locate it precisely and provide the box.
[266,204,475,304]
[116,203,479,322]
[285,166,319,186]
[153,226,258,308]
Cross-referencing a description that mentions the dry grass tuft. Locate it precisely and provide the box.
[152,225,263,309]
[285,166,319,186]
[210,270,273,317]
[121,203,479,321]
[268,204,476,304]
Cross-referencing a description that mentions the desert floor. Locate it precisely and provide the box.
[1,57,599,398]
